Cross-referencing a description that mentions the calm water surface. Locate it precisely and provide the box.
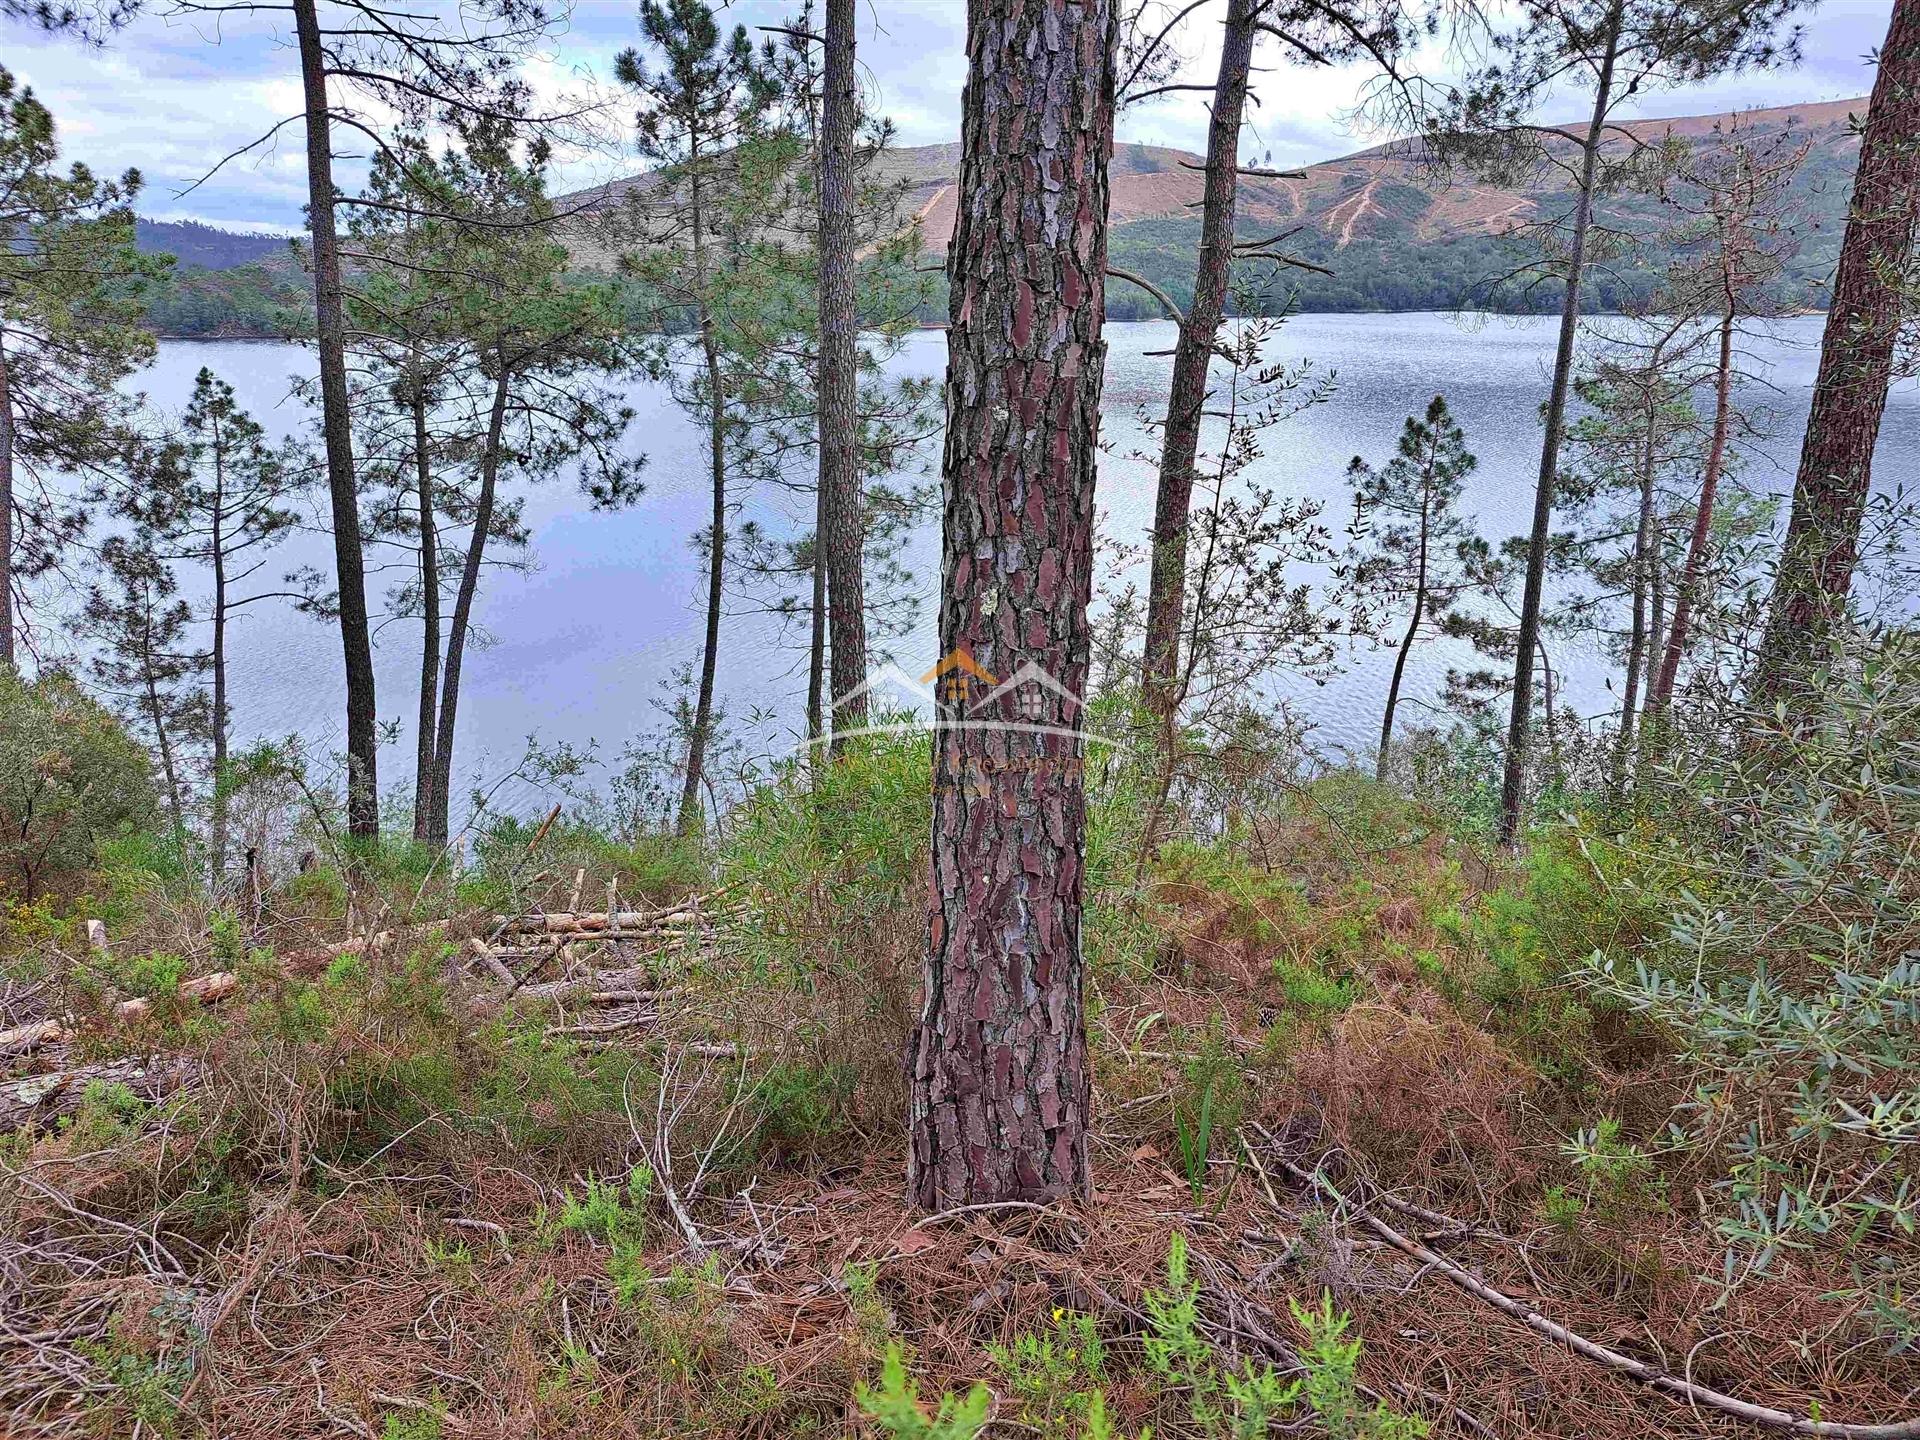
[103,314,1919,813]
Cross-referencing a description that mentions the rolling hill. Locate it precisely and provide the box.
[134,219,295,270]
[138,96,1867,335]
[552,95,1864,317]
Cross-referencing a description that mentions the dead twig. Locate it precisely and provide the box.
[1249,1123,1920,1440]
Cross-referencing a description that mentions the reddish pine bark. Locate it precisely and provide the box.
[1754,0,1920,707]
[906,0,1116,1210]
[1140,0,1257,721]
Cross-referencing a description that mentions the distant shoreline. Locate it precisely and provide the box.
[155,308,1833,343]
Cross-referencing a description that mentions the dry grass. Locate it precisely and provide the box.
[3,804,1917,1439]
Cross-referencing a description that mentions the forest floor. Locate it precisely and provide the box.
[1,766,1914,1439]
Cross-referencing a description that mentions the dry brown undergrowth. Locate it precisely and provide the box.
[3,836,1915,1438]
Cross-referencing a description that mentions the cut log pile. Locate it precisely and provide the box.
[1,888,732,1133]
[0,971,239,1057]
[468,877,727,993]
[467,883,733,1049]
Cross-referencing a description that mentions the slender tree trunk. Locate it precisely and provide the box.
[1651,305,1735,711]
[906,0,1116,1210]
[0,331,14,670]
[410,378,441,841]
[1647,545,1667,724]
[1614,405,1658,785]
[1496,7,1621,847]
[1378,506,1428,784]
[819,0,866,747]
[294,0,379,841]
[676,327,726,837]
[140,589,184,838]
[677,161,723,839]
[427,368,509,849]
[1540,635,1563,783]
[1754,0,1920,711]
[806,487,827,743]
[209,420,230,886]
[1141,0,1257,721]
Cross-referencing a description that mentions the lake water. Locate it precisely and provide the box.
[74,314,1920,816]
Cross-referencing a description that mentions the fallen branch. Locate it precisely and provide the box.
[1,1057,204,1133]
[1,972,239,1057]
[509,966,663,1003]
[1249,1123,1920,1440]
[544,1013,660,1039]
[466,936,516,986]
[492,906,711,935]
[0,1018,68,1057]
[114,971,239,1023]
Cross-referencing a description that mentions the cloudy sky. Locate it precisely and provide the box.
[3,0,1898,231]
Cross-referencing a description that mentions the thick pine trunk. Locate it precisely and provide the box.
[807,503,827,743]
[819,0,866,746]
[1651,306,1735,712]
[906,0,1116,1210]
[411,379,441,842]
[1497,9,1620,847]
[1754,0,1920,709]
[0,332,14,669]
[426,369,509,849]
[294,0,380,841]
[1141,0,1256,721]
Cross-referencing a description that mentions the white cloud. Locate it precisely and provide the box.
[2,0,1894,229]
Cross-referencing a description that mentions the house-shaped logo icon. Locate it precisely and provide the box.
[920,648,999,709]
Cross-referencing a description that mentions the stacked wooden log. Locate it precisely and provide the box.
[0,970,239,1058]
[0,920,243,1132]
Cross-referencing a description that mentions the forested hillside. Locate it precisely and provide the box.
[139,97,1868,335]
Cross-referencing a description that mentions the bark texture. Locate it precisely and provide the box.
[1754,0,1920,708]
[819,0,867,743]
[906,0,1116,1210]
[294,0,380,840]
[0,332,14,668]
[1496,9,1620,847]
[1140,0,1256,719]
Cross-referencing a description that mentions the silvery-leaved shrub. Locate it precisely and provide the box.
[1583,629,1920,1351]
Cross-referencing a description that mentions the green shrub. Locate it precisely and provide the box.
[1583,632,1920,1344]
[1144,1233,1297,1439]
[0,669,157,900]
[854,1342,989,1440]
[990,1309,1106,1440]
[1290,1292,1428,1440]
[743,1060,856,1161]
